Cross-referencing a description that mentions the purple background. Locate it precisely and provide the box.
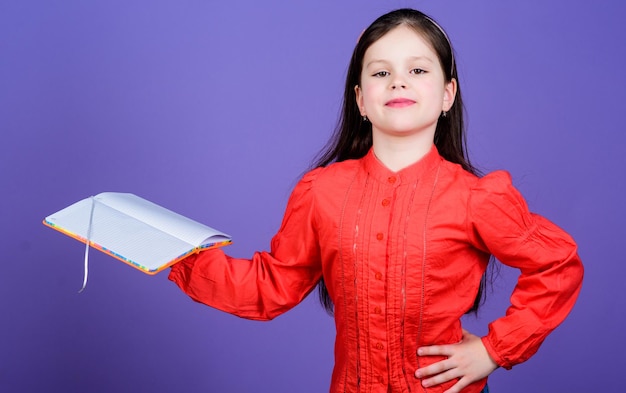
[1,1,623,392]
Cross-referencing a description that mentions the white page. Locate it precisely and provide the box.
[91,202,193,270]
[45,198,195,271]
[94,193,229,246]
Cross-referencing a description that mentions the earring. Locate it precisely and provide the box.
[362,115,368,122]
[441,111,448,118]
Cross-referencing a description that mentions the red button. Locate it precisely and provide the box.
[376,233,384,241]
[381,199,390,207]
[375,272,383,280]
[377,375,385,384]
[374,306,382,314]
[388,176,397,184]
[375,342,384,350]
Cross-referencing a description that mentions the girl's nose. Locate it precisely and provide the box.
[390,78,407,89]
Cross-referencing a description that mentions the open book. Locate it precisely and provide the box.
[44,192,231,275]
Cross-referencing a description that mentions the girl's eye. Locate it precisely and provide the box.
[411,68,426,75]
[373,71,390,77]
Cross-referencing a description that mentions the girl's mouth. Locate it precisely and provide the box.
[385,98,416,108]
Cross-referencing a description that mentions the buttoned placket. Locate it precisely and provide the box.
[367,174,400,390]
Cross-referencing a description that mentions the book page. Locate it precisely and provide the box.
[94,193,230,247]
[45,198,196,271]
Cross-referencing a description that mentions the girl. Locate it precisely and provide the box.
[169,8,583,393]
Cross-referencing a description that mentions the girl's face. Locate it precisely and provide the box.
[356,25,456,140]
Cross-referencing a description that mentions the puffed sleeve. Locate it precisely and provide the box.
[467,171,584,369]
[168,168,323,321]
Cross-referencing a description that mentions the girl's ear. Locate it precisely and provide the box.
[443,78,457,112]
[355,85,366,116]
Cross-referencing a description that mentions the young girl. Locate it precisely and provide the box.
[169,8,583,393]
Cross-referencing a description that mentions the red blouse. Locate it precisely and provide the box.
[169,146,583,393]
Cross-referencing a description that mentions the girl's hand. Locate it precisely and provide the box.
[414,329,498,393]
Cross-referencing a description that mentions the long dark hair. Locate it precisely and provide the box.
[313,9,490,315]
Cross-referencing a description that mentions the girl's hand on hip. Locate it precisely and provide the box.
[414,329,498,393]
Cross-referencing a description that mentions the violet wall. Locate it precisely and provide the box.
[1,1,624,392]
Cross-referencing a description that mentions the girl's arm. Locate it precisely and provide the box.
[168,168,324,321]
[466,171,584,369]
[415,170,583,392]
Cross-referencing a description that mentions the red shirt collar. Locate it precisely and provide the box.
[362,144,442,186]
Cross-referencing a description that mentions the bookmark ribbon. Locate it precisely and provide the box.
[79,196,96,293]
